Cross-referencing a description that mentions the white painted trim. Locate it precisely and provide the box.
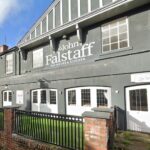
[77,0,81,17]
[88,0,91,12]
[68,0,71,21]
[60,0,63,25]
[99,0,103,8]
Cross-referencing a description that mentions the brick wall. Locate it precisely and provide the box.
[0,107,114,150]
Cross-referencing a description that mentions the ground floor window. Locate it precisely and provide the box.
[129,89,148,111]
[66,86,111,115]
[31,89,57,104]
[3,91,12,102]
[3,90,13,107]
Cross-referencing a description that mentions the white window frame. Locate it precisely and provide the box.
[6,53,13,74]
[31,89,58,105]
[102,17,129,53]
[33,48,43,68]
[3,90,12,102]
[66,86,111,107]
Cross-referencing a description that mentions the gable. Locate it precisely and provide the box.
[18,0,118,46]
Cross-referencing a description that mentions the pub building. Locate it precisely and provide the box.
[0,0,150,133]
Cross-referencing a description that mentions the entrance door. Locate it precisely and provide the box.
[3,91,12,107]
[126,85,150,133]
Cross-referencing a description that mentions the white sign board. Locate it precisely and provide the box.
[131,72,150,83]
[16,90,24,104]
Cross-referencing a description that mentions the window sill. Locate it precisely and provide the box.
[95,46,133,61]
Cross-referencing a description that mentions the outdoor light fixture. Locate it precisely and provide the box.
[4,84,8,89]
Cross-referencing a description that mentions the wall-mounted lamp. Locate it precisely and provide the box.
[115,90,119,94]
[4,84,8,89]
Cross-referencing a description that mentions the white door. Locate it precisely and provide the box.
[126,85,150,133]
[32,89,58,113]
[3,91,12,107]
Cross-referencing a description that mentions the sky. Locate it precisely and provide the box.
[0,0,53,48]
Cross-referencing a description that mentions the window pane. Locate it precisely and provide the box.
[111,43,118,50]
[31,30,35,39]
[102,31,109,38]
[9,92,12,102]
[33,49,43,68]
[41,90,46,104]
[119,33,127,41]
[119,18,126,25]
[140,89,148,111]
[33,91,38,103]
[42,18,47,33]
[97,90,108,107]
[120,41,128,48]
[36,24,41,36]
[81,89,91,106]
[4,92,7,101]
[103,45,110,52]
[110,28,117,36]
[130,90,137,110]
[50,90,56,104]
[119,25,127,33]
[103,38,109,45]
[68,90,76,105]
[111,36,118,43]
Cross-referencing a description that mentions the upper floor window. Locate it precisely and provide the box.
[33,48,43,68]
[6,53,13,74]
[102,17,129,53]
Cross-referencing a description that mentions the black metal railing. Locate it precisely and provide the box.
[14,109,84,150]
[0,108,4,130]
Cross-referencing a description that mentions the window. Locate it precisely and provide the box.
[81,89,91,106]
[102,17,129,52]
[50,90,57,104]
[33,91,38,103]
[42,17,47,33]
[41,90,46,104]
[36,24,41,36]
[4,92,7,101]
[32,89,57,105]
[6,54,13,74]
[3,91,12,102]
[68,90,76,105]
[33,49,43,68]
[97,89,108,107]
[31,30,35,39]
[129,89,148,111]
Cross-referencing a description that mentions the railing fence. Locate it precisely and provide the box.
[0,108,4,130]
[14,109,84,150]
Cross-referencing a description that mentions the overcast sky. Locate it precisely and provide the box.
[0,0,53,48]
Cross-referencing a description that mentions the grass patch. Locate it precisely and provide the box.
[0,111,4,130]
[14,114,84,150]
[113,131,150,150]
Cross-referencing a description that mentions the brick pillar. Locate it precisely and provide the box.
[4,107,15,150]
[82,109,114,150]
